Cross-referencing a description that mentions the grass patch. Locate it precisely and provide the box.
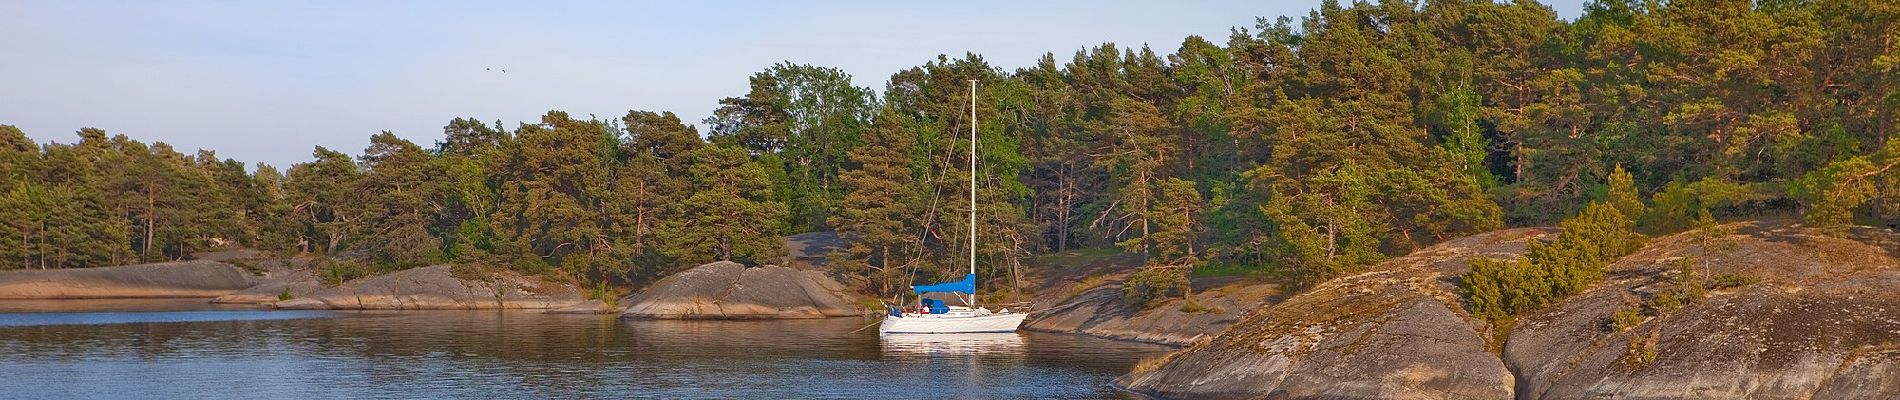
[1129,353,1176,375]
[1621,333,1659,367]
[317,258,380,286]
[1191,263,1264,279]
[1033,247,1124,265]
[450,262,499,283]
[1608,305,1643,332]
[1179,300,1222,314]
[276,287,293,301]
[586,282,625,307]
[229,259,268,276]
[1068,274,1109,298]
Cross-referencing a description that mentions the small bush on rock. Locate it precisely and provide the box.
[1122,267,1189,307]
[317,258,378,286]
[1609,306,1643,331]
[1461,197,1645,325]
[1622,333,1660,367]
[1712,273,1760,289]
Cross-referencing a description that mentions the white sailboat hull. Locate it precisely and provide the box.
[879,312,1028,334]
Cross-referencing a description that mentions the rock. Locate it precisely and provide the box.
[780,231,849,270]
[0,260,257,299]
[1021,251,1281,346]
[619,261,863,319]
[1117,228,1555,399]
[210,257,325,305]
[544,299,617,314]
[272,265,584,310]
[1507,221,1900,399]
[1025,276,1279,346]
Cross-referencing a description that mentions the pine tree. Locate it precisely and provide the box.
[1094,97,1176,254]
[492,111,614,276]
[357,132,439,266]
[606,110,702,281]
[833,107,921,294]
[285,146,365,254]
[667,144,787,265]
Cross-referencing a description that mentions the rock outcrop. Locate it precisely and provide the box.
[210,257,326,305]
[544,299,617,314]
[1117,228,1555,399]
[1506,221,1900,399]
[781,231,848,271]
[0,260,257,299]
[272,265,584,310]
[619,261,862,319]
[1026,274,1280,346]
[1121,220,1900,399]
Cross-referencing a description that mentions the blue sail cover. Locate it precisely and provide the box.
[912,274,975,294]
[920,298,950,314]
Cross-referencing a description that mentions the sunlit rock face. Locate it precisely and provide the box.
[1120,221,1900,399]
[619,261,862,320]
[272,264,583,310]
[0,260,256,299]
[1117,228,1551,399]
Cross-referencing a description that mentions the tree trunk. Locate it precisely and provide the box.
[38,220,46,270]
[1140,174,1152,254]
[144,184,156,259]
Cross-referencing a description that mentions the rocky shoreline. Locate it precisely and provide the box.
[1115,221,1900,399]
[1,254,867,318]
[619,261,864,319]
[9,221,1898,399]
[0,260,257,299]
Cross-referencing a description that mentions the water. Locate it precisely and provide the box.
[0,299,1169,399]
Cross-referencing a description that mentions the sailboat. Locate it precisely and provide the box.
[878,80,1030,335]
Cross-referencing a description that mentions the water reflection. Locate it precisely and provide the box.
[0,308,1169,399]
[0,310,331,327]
[880,333,1026,355]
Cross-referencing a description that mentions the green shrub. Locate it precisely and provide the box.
[1122,267,1189,307]
[317,258,377,286]
[1461,201,1645,325]
[586,282,624,307]
[1712,273,1760,289]
[1649,290,1684,313]
[231,259,268,276]
[1069,274,1109,298]
[277,288,293,301]
[1622,335,1659,367]
[1179,300,1222,314]
[1645,258,1706,315]
[1609,306,1643,331]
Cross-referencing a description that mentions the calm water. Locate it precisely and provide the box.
[0,299,1169,399]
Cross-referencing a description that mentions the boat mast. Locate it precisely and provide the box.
[968,80,978,281]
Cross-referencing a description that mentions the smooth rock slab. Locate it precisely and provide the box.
[211,258,325,305]
[620,261,862,319]
[1025,279,1277,346]
[1507,221,1900,399]
[1116,228,1554,400]
[273,265,583,310]
[0,261,256,299]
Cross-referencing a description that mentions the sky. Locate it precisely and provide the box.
[0,0,1584,169]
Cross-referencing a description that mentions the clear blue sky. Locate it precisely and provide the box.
[0,0,1584,169]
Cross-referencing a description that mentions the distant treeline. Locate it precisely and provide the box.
[3,0,1896,297]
